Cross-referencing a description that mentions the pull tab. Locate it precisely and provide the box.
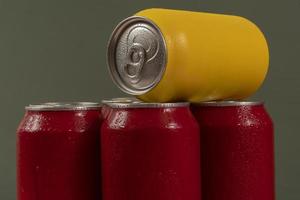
[124,43,146,84]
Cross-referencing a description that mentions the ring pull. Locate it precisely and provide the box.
[124,43,146,84]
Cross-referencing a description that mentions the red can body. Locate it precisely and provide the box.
[192,101,274,200]
[17,103,102,200]
[101,102,201,200]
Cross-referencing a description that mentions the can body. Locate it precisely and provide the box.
[108,8,269,102]
[192,101,274,200]
[17,103,102,200]
[101,102,201,200]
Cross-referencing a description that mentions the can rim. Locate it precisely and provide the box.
[25,102,102,111]
[192,101,264,107]
[107,16,167,95]
[101,97,141,104]
[107,102,189,108]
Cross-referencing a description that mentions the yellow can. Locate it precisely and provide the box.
[107,8,269,102]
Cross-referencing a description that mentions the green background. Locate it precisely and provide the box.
[0,0,299,199]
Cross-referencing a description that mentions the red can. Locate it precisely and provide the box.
[17,102,102,200]
[192,101,274,200]
[101,102,201,200]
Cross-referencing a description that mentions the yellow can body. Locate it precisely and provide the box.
[134,9,269,102]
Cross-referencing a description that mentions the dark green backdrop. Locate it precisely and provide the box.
[1,0,299,199]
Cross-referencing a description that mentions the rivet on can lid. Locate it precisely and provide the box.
[107,16,167,95]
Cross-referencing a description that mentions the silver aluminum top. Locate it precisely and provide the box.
[193,101,264,107]
[107,16,167,95]
[107,102,189,109]
[26,102,102,111]
[101,97,141,104]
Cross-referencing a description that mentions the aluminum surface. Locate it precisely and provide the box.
[101,97,141,104]
[107,102,189,108]
[193,101,263,107]
[26,102,101,111]
[107,16,167,95]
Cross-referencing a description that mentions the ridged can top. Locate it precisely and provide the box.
[107,102,189,109]
[107,16,167,95]
[26,102,102,111]
[101,97,141,104]
[193,101,264,107]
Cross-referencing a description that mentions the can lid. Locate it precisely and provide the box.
[107,102,189,109]
[101,97,141,104]
[193,101,264,107]
[26,102,102,111]
[107,16,167,95]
